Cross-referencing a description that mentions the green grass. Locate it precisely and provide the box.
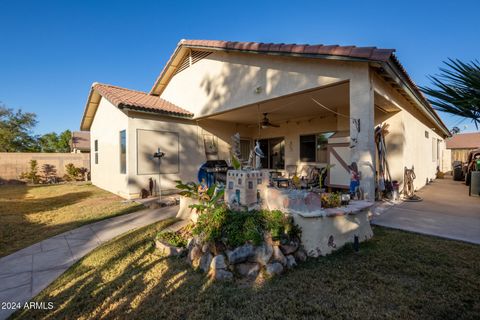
[12,223,480,320]
[0,183,143,257]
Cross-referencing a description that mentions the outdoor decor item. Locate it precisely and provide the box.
[403,166,422,201]
[225,170,268,209]
[348,162,360,199]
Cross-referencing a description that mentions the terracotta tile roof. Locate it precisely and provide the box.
[93,83,193,117]
[446,132,480,149]
[180,39,395,61]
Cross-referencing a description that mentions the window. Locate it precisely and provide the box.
[120,130,126,174]
[259,137,285,169]
[94,140,98,164]
[425,131,429,138]
[239,139,251,161]
[299,132,335,163]
[432,137,437,162]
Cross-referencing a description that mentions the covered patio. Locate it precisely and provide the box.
[196,80,401,200]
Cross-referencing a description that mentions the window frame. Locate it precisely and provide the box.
[94,139,99,165]
[299,131,336,163]
[119,130,127,174]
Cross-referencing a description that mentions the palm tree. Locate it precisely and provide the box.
[420,59,480,129]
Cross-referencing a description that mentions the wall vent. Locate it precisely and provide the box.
[174,50,212,75]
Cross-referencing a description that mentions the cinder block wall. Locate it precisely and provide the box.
[0,153,90,182]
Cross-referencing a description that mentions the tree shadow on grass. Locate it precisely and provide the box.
[11,224,480,320]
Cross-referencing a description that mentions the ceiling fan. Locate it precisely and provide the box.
[260,113,279,128]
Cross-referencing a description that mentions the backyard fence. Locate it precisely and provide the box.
[0,152,90,183]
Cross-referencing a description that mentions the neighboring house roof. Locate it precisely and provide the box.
[446,132,480,149]
[70,131,90,151]
[149,39,450,137]
[80,83,193,130]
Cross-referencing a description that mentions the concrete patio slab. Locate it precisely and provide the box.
[372,177,480,244]
[0,205,178,320]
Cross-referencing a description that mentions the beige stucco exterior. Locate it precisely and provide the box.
[87,49,448,199]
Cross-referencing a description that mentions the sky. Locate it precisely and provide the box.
[0,0,479,135]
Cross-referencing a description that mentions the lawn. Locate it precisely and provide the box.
[13,222,480,320]
[0,183,143,257]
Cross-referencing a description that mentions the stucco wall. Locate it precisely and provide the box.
[161,51,366,117]
[89,98,130,197]
[373,74,445,191]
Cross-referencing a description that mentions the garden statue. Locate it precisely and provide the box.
[348,162,360,199]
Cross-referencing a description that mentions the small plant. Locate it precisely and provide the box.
[193,205,228,243]
[41,164,57,183]
[19,160,41,184]
[319,164,335,190]
[156,231,188,248]
[175,180,224,213]
[321,192,342,208]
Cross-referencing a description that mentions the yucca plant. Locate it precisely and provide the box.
[420,58,480,129]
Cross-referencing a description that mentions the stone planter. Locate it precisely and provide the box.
[176,196,201,223]
[155,240,185,257]
[292,200,374,257]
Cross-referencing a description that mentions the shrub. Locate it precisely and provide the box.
[64,163,79,181]
[193,205,228,243]
[156,231,188,248]
[321,192,342,208]
[192,207,301,248]
[41,164,57,183]
[19,160,41,184]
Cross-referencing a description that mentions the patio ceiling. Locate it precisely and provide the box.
[204,81,399,126]
[206,82,349,125]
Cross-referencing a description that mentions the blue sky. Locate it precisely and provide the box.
[0,0,479,135]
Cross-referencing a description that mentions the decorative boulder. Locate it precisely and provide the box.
[199,252,213,273]
[211,269,234,281]
[187,245,203,268]
[227,244,255,264]
[266,262,284,276]
[210,255,227,270]
[235,262,260,278]
[250,243,273,266]
[272,246,287,266]
[293,248,307,262]
[280,240,299,255]
[285,255,297,269]
[155,240,185,257]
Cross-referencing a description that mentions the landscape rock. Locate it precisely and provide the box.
[188,245,203,268]
[285,255,297,269]
[210,255,227,270]
[293,248,307,262]
[235,262,260,278]
[272,246,287,266]
[211,269,234,281]
[227,244,255,264]
[265,262,284,276]
[280,240,299,255]
[250,243,273,266]
[199,252,213,273]
[201,242,212,253]
[212,241,226,255]
[155,240,184,257]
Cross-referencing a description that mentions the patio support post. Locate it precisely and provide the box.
[349,67,376,201]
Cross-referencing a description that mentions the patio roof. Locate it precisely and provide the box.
[149,39,450,137]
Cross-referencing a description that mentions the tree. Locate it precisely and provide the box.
[0,104,39,152]
[420,59,480,129]
[38,130,71,153]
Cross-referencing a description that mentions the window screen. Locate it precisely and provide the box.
[137,129,179,174]
[94,140,98,164]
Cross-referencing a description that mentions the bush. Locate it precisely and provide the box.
[156,231,188,248]
[19,160,41,184]
[192,207,301,248]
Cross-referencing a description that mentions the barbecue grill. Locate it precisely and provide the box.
[198,160,230,186]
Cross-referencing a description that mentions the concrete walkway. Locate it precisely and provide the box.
[372,177,480,244]
[0,206,178,320]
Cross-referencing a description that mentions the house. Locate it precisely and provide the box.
[445,132,480,166]
[80,39,450,199]
[70,131,91,153]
